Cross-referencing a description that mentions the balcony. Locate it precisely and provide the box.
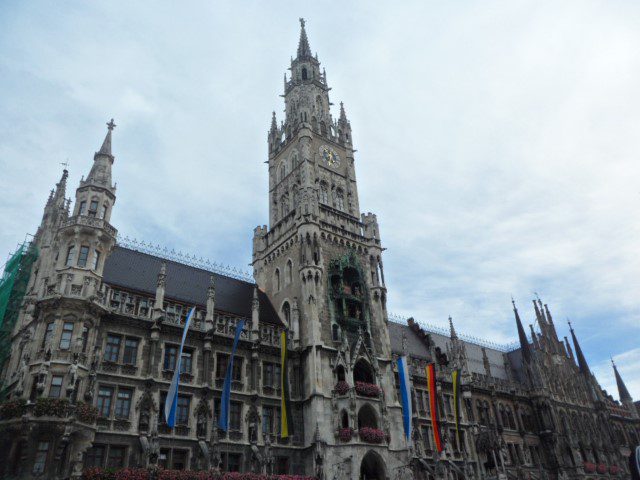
[60,215,117,238]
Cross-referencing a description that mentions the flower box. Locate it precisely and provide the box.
[0,398,27,419]
[75,402,99,423]
[34,397,70,417]
[82,468,317,480]
[583,462,596,473]
[339,427,353,441]
[597,464,607,474]
[359,427,385,444]
[355,382,381,398]
[335,381,350,395]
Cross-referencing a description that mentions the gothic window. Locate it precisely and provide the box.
[78,201,87,215]
[65,245,76,266]
[336,365,346,382]
[101,205,108,219]
[280,195,289,218]
[319,182,329,203]
[115,388,133,418]
[311,117,318,132]
[335,189,345,210]
[286,259,293,284]
[275,268,281,291]
[81,325,89,352]
[341,410,349,428]
[97,386,114,417]
[122,338,139,365]
[357,404,378,429]
[280,164,286,181]
[176,395,190,425]
[282,301,291,325]
[32,441,50,474]
[353,359,375,384]
[332,323,340,341]
[92,250,101,270]
[302,67,308,80]
[59,321,74,350]
[43,321,55,348]
[88,200,99,217]
[49,375,63,398]
[320,121,327,136]
[77,245,90,267]
[104,334,121,362]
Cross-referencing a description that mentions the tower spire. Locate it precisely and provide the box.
[448,316,458,340]
[512,299,531,362]
[612,358,633,402]
[297,18,312,59]
[99,118,116,156]
[82,119,117,192]
[568,321,590,376]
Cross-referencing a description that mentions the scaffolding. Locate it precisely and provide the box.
[0,242,38,399]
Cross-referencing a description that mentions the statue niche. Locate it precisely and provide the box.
[328,251,369,341]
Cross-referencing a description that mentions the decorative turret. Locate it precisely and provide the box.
[297,17,312,59]
[35,168,70,249]
[205,274,216,330]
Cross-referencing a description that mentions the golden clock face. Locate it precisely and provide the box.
[320,145,340,167]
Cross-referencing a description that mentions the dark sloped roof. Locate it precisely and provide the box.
[102,246,282,326]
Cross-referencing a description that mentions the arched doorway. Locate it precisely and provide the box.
[360,450,386,480]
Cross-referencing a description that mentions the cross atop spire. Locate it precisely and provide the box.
[297,17,312,59]
[98,118,116,157]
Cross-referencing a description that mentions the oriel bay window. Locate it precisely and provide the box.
[65,246,76,267]
[88,200,99,217]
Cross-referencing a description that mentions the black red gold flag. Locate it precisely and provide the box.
[426,363,443,453]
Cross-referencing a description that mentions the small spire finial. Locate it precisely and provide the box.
[107,118,116,131]
[299,18,305,28]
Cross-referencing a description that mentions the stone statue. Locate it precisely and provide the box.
[68,355,79,392]
[263,434,274,475]
[15,353,29,396]
[196,407,207,438]
[148,430,160,465]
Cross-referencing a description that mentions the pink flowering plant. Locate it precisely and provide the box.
[354,381,381,398]
[75,402,99,423]
[359,427,385,443]
[83,469,317,480]
[34,397,70,417]
[0,398,27,419]
[334,381,350,395]
[338,427,353,441]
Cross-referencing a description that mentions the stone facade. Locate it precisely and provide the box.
[1,18,639,480]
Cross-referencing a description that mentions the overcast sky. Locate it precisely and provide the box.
[1,0,639,399]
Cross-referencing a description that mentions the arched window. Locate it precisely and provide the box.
[353,359,375,384]
[302,67,308,80]
[335,189,345,210]
[357,404,378,429]
[286,260,293,284]
[336,365,346,382]
[319,182,328,204]
[341,410,349,429]
[280,195,289,218]
[320,122,327,136]
[279,163,286,181]
[274,269,281,291]
[282,301,291,324]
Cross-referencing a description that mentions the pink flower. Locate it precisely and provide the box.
[334,381,350,395]
[354,382,381,398]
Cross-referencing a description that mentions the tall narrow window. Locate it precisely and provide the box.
[286,260,293,284]
[100,205,108,219]
[122,338,139,365]
[104,335,121,362]
[81,326,89,352]
[43,322,55,347]
[49,375,63,398]
[115,388,133,418]
[230,401,242,430]
[65,246,76,266]
[88,200,99,217]
[180,349,193,374]
[262,405,275,434]
[92,250,101,270]
[78,201,87,215]
[85,445,106,468]
[176,396,190,425]
[164,345,178,371]
[77,246,90,267]
[274,269,280,291]
[301,67,308,80]
[319,183,329,203]
[59,322,74,350]
[282,302,291,325]
[97,386,114,417]
[336,189,345,210]
[33,442,49,474]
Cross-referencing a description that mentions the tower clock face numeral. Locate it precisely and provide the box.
[320,145,340,167]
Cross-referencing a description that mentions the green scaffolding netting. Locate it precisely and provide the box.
[0,242,38,397]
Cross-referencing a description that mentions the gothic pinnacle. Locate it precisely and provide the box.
[512,299,531,362]
[612,357,633,402]
[568,320,591,377]
[297,18,312,59]
[448,316,458,340]
[98,118,116,157]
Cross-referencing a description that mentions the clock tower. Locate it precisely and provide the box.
[253,19,407,478]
